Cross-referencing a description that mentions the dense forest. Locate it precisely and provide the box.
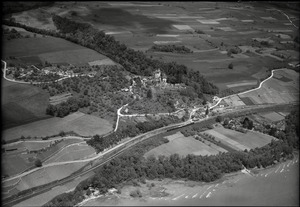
[148,44,193,53]
[44,109,298,207]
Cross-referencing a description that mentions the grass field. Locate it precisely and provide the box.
[44,143,96,164]
[3,36,109,66]
[144,132,226,158]
[1,78,50,129]
[2,138,82,177]
[13,171,95,207]
[2,154,33,177]
[203,127,275,150]
[2,112,113,142]
[14,162,87,192]
[239,69,299,105]
[257,111,285,122]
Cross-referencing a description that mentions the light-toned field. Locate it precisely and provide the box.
[22,142,53,151]
[226,80,257,88]
[172,25,193,30]
[203,127,275,150]
[239,69,299,105]
[44,143,96,164]
[2,154,33,177]
[144,132,226,158]
[88,58,116,66]
[2,112,113,142]
[258,112,285,122]
[15,162,87,192]
[13,171,95,207]
[223,95,246,107]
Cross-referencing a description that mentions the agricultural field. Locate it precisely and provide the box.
[6,1,299,94]
[2,112,113,142]
[1,138,83,177]
[202,126,275,150]
[2,36,110,66]
[2,162,87,198]
[239,69,299,105]
[1,78,51,129]
[12,171,95,207]
[144,132,227,158]
[44,142,96,164]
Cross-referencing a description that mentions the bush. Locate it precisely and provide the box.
[35,159,42,167]
[228,63,233,69]
[130,189,142,197]
[59,131,66,137]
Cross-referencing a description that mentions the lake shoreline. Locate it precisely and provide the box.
[83,154,299,206]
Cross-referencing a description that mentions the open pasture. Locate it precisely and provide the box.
[258,111,285,122]
[44,143,96,164]
[37,138,83,161]
[3,36,109,66]
[2,78,50,129]
[2,112,113,142]
[144,132,225,158]
[13,171,95,207]
[239,69,299,105]
[15,162,87,192]
[2,154,33,177]
[203,127,274,150]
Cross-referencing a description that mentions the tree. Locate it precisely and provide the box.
[147,88,153,99]
[59,131,66,137]
[35,159,42,167]
[228,63,233,69]
[216,116,223,123]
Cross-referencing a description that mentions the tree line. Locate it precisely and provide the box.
[44,109,298,206]
[149,44,193,53]
[87,115,181,153]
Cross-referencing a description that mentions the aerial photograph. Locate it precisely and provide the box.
[1,1,299,206]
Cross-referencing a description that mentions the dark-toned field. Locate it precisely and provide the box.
[1,78,51,129]
[2,36,109,66]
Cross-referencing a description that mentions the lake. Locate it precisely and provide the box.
[84,156,299,206]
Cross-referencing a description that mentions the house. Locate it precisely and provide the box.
[213,96,219,102]
[154,69,161,80]
[162,73,167,83]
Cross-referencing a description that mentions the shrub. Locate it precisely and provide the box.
[130,189,142,197]
[35,159,42,167]
[228,63,233,69]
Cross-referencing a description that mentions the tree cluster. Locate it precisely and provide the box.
[149,44,193,54]
[46,97,90,117]
[87,116,179,153]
